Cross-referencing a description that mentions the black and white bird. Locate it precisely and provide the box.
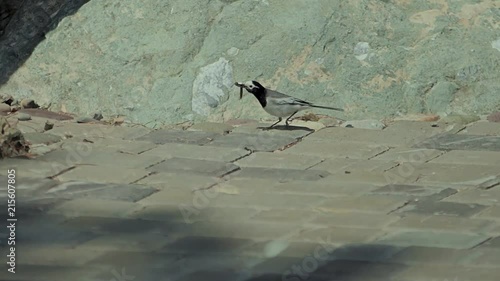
[235,80,344,129]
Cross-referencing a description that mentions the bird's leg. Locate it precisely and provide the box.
[285,111,298,126]
[266,117,282,129]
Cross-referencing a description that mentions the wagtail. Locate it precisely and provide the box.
[235,80,344,129]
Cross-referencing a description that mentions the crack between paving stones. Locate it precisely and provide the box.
[217,166,241,179]
[305,159,327,170]
[471,237,493,249]
[277,130,316,152]
[229,150,253,163]
[367,146,392,160]
[386,200,412,215]
[48,165,78,179]
[130,171,158,184]
[423,150,448,163]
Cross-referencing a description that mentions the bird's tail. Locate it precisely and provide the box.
[311,105,344,112]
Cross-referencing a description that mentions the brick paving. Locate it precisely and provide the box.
[1,116,500,281]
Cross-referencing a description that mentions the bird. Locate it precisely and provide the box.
[234,80,344,129]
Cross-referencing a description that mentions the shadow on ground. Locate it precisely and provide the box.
[0,0,89,86]
[0,178,409,281]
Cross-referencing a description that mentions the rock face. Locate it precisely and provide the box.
[1,0,499,127]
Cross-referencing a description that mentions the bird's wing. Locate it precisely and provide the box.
[267,90,312,106]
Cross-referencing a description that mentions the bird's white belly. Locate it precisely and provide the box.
[263,100,307,117]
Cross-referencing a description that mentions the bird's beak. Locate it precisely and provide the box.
[234,82,245,99]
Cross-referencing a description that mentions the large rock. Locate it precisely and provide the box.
[1,0,499,127]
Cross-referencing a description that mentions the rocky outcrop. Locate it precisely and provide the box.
[1,0,499,127]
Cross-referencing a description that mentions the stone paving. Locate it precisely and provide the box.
[1,114,500,281]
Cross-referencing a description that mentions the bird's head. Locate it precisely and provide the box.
[234,80,265,98]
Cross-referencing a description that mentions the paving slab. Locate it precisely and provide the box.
[475,205,500,220]
[86,251,183,271]
[1,265,106,281]
[0,157,74,178]
[140,142,250,162]
[312,260,407,280]
[375,230,490,249]
[394,265,500,281]
[235,151,324,169]
[181,220,299,240]
[429,150,500,165]
[15,243,105,267]
[48,122,151,140]
[232,167,330,181]
[208,193,328,210]
[130,205,260,224]
[43,181,158,201]
[135,129,219,145]
[62,137,158,154]
[414,133,500,151]
[0,176,58,199]
[188,121,234,134]
[402,200,487,217]
[310,211,399,228]
[466,248,500,268]
[55,166,149,184]
[38,146,163,169]
[371,184,450,197]
[250,209,320,223]
[371,147,444,162]
[23,132,63,145]
[81,232,173,252]
[163,236,254,254]
[388,214,493,232]
[316,195,410,213]
[459,121,500,136]
[443,187,500,205]
[47,198,138,218]
[146,157,240,177]
[273,180,377,197]
[16,214,97,247]
[388,246,475,266]
[214,178,283,194]
[308,122,444,146]
[290,226,382,244]
[136,172,220,190]
[230,122,315,138]
[400,162,500,185]
[309,158,398,174]
[205,132,299,152]
[281,139,390,159]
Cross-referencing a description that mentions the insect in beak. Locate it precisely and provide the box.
[234,82,244,99]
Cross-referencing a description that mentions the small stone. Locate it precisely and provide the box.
[0,103,11,113]
[17,113,32,121]
[93,112,103,121]
[486,112,500,123]
[44,120,54,131]
[342,119,386,130]
[76,116,95,123]
[20,98,39,109]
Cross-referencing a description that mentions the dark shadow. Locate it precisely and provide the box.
[0,0,90,86]
[257,125,314,132]
[0,173,410,281]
